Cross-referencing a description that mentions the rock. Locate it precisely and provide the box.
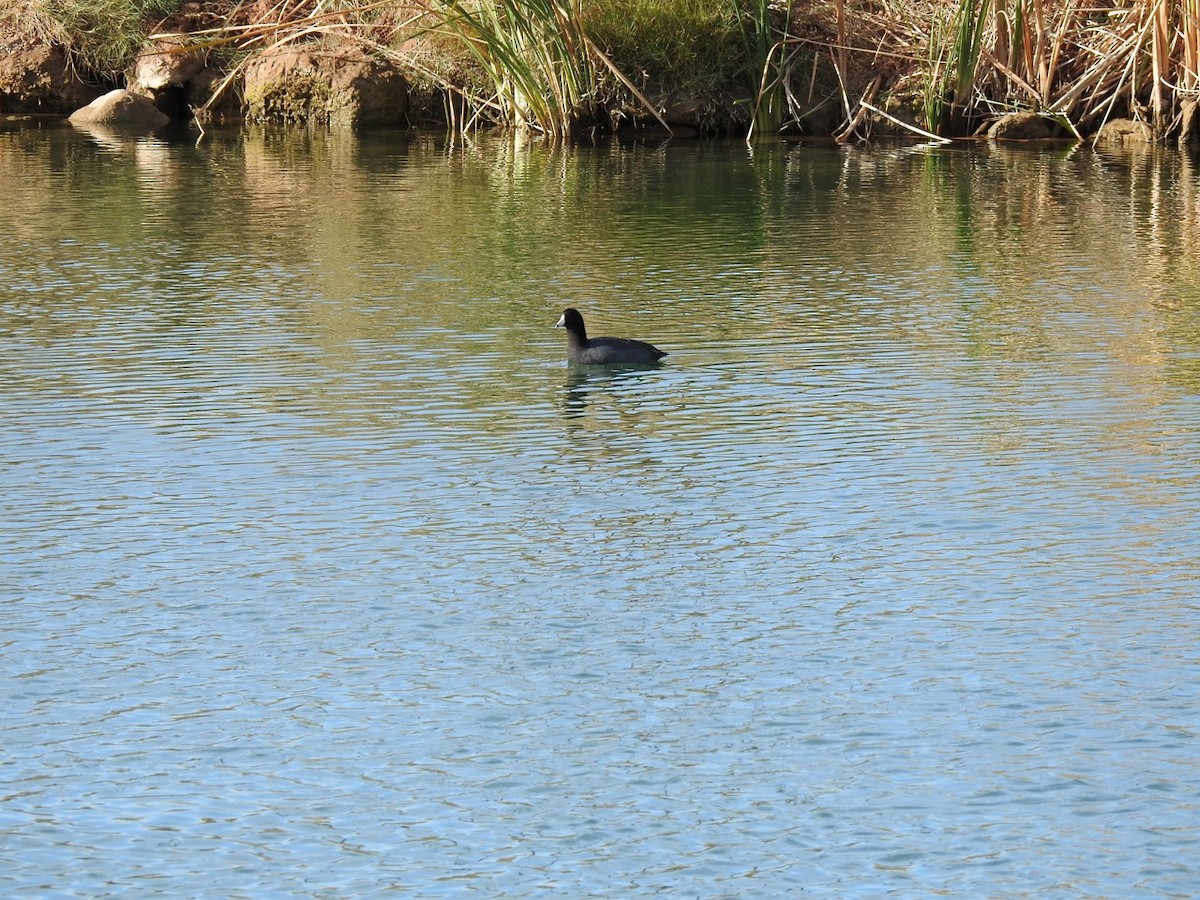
[129,36,206,93]
[127,36,211,120]
[68,89,170,129]
[988,111,1069,141]
[1094,117,1151,146]
[0,38,101,114]
[243,44,408,127]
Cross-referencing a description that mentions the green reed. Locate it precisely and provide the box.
[741,0,787,136]
[432,0,596,136]
[923,0,990,132]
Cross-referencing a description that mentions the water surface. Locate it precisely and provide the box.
[2,122,1199,896]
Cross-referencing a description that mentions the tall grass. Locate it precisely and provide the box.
[741,0,785,136]
[923,0,989,132]
[432,0,682,136]
[430,0,593,135]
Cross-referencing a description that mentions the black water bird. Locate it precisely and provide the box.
[554,307,667,366]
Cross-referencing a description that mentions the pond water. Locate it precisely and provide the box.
[2,120,1199,897]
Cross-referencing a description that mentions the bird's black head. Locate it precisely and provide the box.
[555,307,586,338]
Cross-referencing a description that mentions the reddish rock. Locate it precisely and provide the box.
[242,44,408,127]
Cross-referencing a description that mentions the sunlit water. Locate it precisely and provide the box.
[2,121,1199,896]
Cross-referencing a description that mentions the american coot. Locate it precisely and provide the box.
[555,307,667,366]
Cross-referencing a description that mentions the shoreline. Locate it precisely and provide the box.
[2,1,1198,147]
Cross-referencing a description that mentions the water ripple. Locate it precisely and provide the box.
[3,128,1200,897]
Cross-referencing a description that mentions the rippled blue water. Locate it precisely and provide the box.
[2,122,1199,896]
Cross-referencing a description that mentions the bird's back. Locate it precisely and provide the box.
[571,335,667,365]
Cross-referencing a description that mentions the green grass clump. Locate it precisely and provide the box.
[583,0,745,99]
[42,0,183,73]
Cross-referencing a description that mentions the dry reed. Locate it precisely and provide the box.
[794,0,1200,140]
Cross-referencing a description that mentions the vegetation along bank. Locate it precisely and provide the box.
[2,0,1199,145]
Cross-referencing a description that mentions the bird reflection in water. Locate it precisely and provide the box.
[561,365,662,421]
